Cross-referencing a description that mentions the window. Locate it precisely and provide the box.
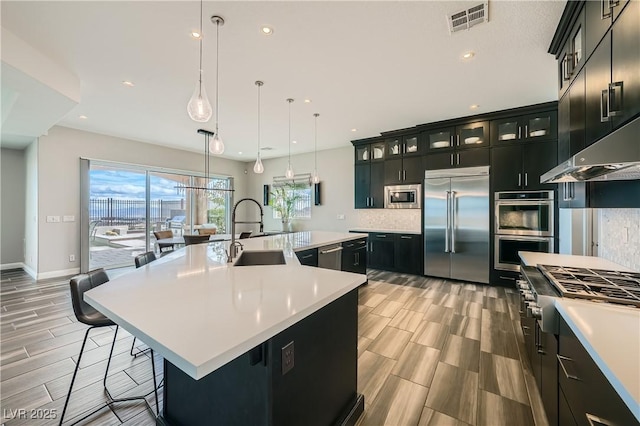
[271,182,312,220]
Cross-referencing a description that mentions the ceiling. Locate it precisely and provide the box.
[1,1,566,160]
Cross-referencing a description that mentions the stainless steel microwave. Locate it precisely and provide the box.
[384,184,421,209]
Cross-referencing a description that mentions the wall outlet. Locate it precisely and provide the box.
[46,216,61,223]
[281,341,294,375]
[63,215,75,222]
[337,214,345,220]
[69,254,75,262]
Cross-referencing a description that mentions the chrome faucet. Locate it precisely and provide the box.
[228,198,264,262]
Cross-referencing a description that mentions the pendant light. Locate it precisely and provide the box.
[253,81,265,174]
[285,98,295,179]
[187,0,212,122]
[209,15,225,155]
[312,113,320,183]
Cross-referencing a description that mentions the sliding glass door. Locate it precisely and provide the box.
[81,160,232,272]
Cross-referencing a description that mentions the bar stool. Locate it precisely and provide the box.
[131,251,156,357]
[60,269,159,425]
[183,234,210,245]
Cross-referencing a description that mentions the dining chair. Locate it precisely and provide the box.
[197,227,217,236]
[130,251,157,358]
[60,269,159,425]
[184,234,211,246]
[153,230,174,254]
[239,231,253,239]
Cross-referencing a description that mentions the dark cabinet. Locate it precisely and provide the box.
[355,162,384,209]
[423,121,489,152]
[385,134,421,158]
[491,111,557,145]
[394,234,422,276]
[558,317,638,426]
[585,32,612,146]
[384,156,423,184]
[491,142,557,192]
[424,148,489,170]
[341,239,367,274]
[611,0,640,128]
[355,140,386,163]
[367,233,395,270]
[296,248,318,267]
[559,8,585,98]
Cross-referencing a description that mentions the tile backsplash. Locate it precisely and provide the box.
[355,209,421,232]
[597,208,640,271]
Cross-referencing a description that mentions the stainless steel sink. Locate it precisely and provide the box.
[234,250,286,266]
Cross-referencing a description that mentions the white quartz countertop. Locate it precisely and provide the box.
[85,232,367,380]
[555,298,640,420]
[519,251,635,272]
[349,228,421,235]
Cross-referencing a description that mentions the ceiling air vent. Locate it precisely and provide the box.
[447,2,489,34]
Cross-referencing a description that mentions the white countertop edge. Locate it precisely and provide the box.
[518,251,635,272]
[554,300,640,421]
[86,271,366,380]
[290,233,369,252]
[349,228,422,235]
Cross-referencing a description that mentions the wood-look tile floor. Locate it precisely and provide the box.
[1,268,543,426]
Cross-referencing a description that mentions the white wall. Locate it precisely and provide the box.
[0,148,26,267]
[244,146,358,232]
[36,126,248,277]
[24,140,39,276]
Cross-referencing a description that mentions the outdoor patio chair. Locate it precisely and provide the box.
[153,230,174,254]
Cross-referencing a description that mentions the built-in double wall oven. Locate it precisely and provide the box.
[495,191,555,271]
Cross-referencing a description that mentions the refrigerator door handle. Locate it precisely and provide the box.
[445,191,451,253]
[450,191,456,253]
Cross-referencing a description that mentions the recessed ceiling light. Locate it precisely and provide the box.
[190,31,202,39]
[238,151,243,155]
[304,99,312,104]
[261,26,273,35]
[292,140,297,144]
[79,115,88,120]
[462,51,475,60]
[122,80,135,87]
[470,104,479,109]
[351,128,357,132]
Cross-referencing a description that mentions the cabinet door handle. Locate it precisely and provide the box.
[557,354,581,381]
[402,143,406,154]
[563,183,570,201]
[524,125,528,138]
[518,126,522,139]
[398,170,402,181]
[355,252,359,266]
[518,173,522,187]
[608,81,623,117]
[370,197,374,207]
[586,412,614,426]
[301,254,314,259]
[456,134,460,146]
[400,236,412,239]
[456,153,460,165]
[376,234,386,238]
[450,154,454,166]
[601,88,610,122]
[450,135,454,147]
[524,173,528,187]
[320,246,343,255]
[403,170,406,181]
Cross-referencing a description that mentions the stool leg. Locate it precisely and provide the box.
[103,326,119,388]
[59,326,94,426]
[150,350,159,415]
[130,337,138,357]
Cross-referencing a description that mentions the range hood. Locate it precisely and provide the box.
[540,116,640,183]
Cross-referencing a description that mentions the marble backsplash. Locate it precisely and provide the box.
[597,208,640,271]
[355,209,421,232]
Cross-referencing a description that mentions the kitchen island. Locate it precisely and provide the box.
[85,231,368,426]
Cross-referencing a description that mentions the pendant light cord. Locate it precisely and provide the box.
[257,83,261,154]
[314,114,318,171]
[198,0,203,95]
[215,19,220,133]
[288,99,292,165]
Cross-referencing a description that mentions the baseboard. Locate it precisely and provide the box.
[23,264,37,279]
[0,262,25,271]
[37,267,80,280]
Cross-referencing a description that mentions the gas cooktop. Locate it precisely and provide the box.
[538,265,640,307]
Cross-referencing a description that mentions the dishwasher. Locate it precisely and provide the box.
[318,243,343,270]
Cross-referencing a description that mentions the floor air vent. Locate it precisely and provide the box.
[448,2,488,33]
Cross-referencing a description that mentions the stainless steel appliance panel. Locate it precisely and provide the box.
[495,235,554,271]
[318,243,343,270]
[495,191,554,237]
[450,174,490,283]
[424,178,451,279]
[384,184,421,209]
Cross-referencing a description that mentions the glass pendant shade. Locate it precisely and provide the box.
[312,170,320,184]
[188,81,212,122]
[209,133,225,155]
[253,153,264,174]
[285,162,294,178]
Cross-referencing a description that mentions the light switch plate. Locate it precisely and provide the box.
[337,214,345,220]
[46,216,61,223]
[63,215,75,222]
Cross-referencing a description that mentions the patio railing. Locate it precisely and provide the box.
[90,198,184,227]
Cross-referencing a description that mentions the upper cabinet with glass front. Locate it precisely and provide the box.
[385,134,421,158]
[355,140,386,163]
[491,111,557,145]
[423,122,489,152]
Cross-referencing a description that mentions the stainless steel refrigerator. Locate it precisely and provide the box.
[424,166,490,284]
